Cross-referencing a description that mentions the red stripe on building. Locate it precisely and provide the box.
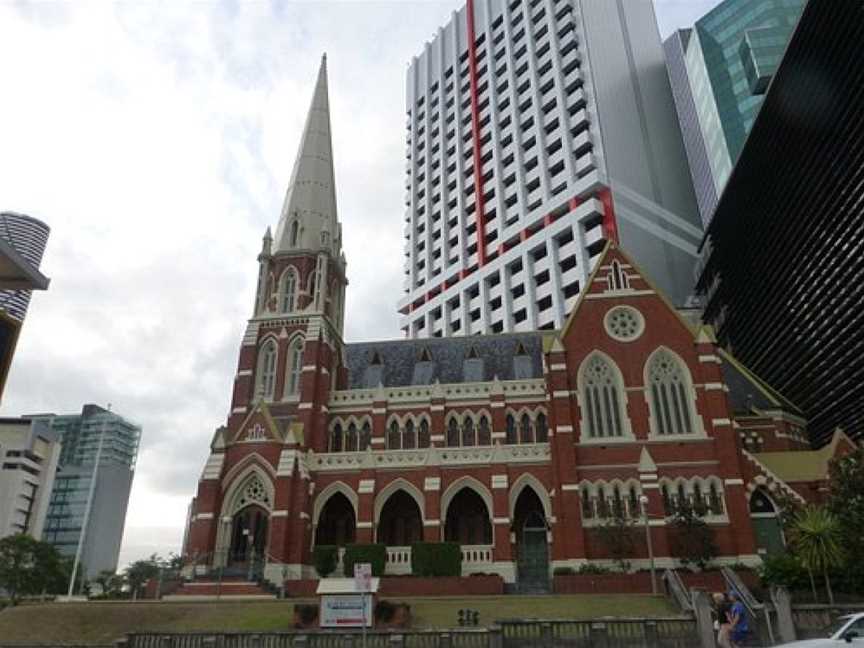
[466,0,488,267]
[599,187,619,244]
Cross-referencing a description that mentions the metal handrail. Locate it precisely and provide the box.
[663,568,693,612]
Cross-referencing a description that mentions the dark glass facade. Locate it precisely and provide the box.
[696,0,864,447]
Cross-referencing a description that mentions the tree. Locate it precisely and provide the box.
[827,446,864,556]
[594,513,638,572]
[123,554,161,600]
[790,506,845,604]
[0,535,68,605]
[93,569,125,598]
[670,505,717,571]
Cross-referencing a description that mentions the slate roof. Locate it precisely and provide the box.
[719,349,803,416]
[344,332,544,389]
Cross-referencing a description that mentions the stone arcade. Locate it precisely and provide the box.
[182,57,854,589]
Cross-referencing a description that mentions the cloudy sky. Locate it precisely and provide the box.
[0,0,718,569]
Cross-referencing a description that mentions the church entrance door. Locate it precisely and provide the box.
[514,488,549,593]
[228,505,269,574]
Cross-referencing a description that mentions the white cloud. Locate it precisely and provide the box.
[0,0,713,569]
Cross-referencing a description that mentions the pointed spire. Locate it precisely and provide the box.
[273,53,339,254]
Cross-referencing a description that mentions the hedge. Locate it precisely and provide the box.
[312,545,338,578]
[411,542,462,577]
[342,544,387,577]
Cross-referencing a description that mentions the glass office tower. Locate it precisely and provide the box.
[664,0,805,226]
[39,404,141,578]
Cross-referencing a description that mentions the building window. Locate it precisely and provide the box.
[256,339,278,400]
[419,419,430,448]
[647,349,696,436]
[478,416,491,445]
[404,420,416,449]
[535,412,548,442]
[447,418,460,447]
[580,354,626,439]
[360,422,372,451]
[519,413,533,443]
[505,414,517,444]
[330,424,343,452]
[285,338,304,397]
[462,417,476,446]
[280,269,297,312]
[388,421,402,450]
[345,423,358,452]
[604,306,644,342]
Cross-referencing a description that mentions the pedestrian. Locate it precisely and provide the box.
[713,592,733,648]
[728,590,750,647]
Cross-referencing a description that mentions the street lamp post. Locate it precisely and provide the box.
[640,495,657,595]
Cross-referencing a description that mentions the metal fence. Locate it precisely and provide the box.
[120,620,698,648]
[498,618,699,648]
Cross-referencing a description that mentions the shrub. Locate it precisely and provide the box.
[342,544,386,577]
[759,553,811,591]
[553,567,575,576]
[312,545,338,578]
[411,542,462,577]
[294,603,318,627]
[577,563,611,575]
[375,600,396,622]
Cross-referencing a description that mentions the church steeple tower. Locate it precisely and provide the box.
[254,54,347,332]
[272,54,342,258]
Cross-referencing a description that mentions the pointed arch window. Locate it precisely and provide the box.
[256,339,278,400]
[404,420,416,449]
[388,421,401,450]
[709,482,724,515]
[418,419,430,448]
[346,423,358,452]
[581,488,593,519]
[478,416,491,446]
[280,269,297,312]
[581,354,626,439]
[461,417,476,447]
[308,271,320,310]
[447,418,460,447]
[535,412,548,442]
[505,414,517,445]
[519,413,533,444]
[360,422,372,451]
[330,424,344,452]
[607,260,629,291]
[648,349,696,436]
[285,338,304,397]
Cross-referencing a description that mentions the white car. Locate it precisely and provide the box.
[778,613,864,646]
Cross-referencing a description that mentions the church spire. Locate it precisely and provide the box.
[273,54,340,256]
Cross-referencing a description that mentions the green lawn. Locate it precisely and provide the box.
[0,595,677,643]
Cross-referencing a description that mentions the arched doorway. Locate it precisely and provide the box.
[315,492,357,547]
[444,488,492,545]
[749,488,785,555]
[228,505,269,565]
[378,490,423,546]
[513,487,549,593]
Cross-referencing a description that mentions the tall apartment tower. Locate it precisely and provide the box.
[663,0,805,226]
[38,404,141,578]
[397,0,702,339]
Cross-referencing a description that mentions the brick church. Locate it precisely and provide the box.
[182,58,855,588]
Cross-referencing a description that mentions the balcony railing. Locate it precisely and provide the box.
[332,545,494,577]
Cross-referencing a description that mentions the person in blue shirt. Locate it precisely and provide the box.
[728,590,750,646]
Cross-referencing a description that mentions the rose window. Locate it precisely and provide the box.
[604,306,644,341]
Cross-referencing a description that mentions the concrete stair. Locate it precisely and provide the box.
[163,578,276,600]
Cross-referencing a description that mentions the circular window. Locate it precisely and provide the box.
[604,306,644,342]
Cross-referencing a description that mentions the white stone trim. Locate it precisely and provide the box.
[491,432,506,440]
[300,512,310,519]
[358,479,375,494]
[491,402,506,409]
[712,418,732,427]
[430,434,445,442]
[703,383,726,391]
[698,355,723,364]
[584,290,655,299]
[298,402,313,410]
[556,425,573,433]
[724,478,744,486]
[492,474,509,489]
[552,390,569,398]
[301,365,317,372]
[424,477,441,491]
[561,484,580,491]
[371,438,386,445]
[232,407,247,414]
[550,363,567,371]
[423,519,441,526]
[430,404,445,412]
[237,370,253,377]
[271,510,289,518]
[201,453,225,480]
[356,522,373,529]
[493,517,510,524]
[642,483,660,490]
[196,512,214,520]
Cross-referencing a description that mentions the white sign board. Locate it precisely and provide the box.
[319,594,372,628]
[354,562,372,592]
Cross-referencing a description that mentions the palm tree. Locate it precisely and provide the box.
[790,506,845,604]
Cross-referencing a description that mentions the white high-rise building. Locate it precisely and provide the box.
[0,418,61,539]
[398,0,703,338]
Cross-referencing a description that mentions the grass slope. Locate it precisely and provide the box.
[0,595,677,643]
